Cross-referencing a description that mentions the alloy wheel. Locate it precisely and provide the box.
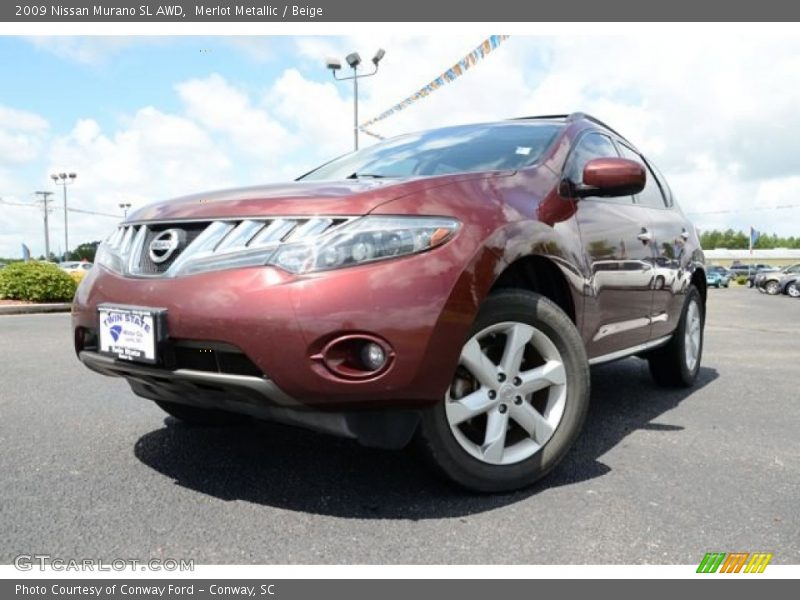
[445,321,567,466]
[684,299,702,372]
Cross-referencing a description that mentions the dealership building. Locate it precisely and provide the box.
[704,248,800,267]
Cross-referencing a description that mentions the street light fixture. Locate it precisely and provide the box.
[50,171,77,260]
[326,48,386,151]
[119,203,132,218]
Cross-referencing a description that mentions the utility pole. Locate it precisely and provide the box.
[34,191,54,261]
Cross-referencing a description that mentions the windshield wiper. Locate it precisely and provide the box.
[347,172,389,179]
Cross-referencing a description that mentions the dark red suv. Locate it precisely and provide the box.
[73,113,706,491]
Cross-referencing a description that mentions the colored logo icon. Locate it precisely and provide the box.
[697,552,773,573]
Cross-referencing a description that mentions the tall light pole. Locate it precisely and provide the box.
[119,203,132,218]
[326,48,386,151]
[51,172,77,260]
[34,191,54,261]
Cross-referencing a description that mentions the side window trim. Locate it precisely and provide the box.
[615,141,670,210]
[562,130,619,182]
[561,130,634,206]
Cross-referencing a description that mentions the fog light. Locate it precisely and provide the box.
[360,342,386,371]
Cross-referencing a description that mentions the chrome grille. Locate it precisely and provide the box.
[102,217,351,278]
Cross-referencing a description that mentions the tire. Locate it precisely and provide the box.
[647,285,704,388]
[747,280,753,288]
[154,400,247,426]
[724,281,729,288]
[416,290,590,493]
[765,280,780,295]
[787,282,800,298]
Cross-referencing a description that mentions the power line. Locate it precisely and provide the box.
[0,198,120,218]
[685,203,800,216]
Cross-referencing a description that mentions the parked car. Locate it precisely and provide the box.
[706,265,731,288]
[747,266,779,288]
[728,263,769,285]
[755,263,800,295]
[59,261,93,273]
[780,276,800,298]
[72,113,707,492]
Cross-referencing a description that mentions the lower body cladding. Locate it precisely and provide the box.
[79,350,422,449]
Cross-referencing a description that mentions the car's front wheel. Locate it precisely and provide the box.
[765,280,781,295]
[787,282,800,298]
[416,290,590,493]
[647,285,704,387]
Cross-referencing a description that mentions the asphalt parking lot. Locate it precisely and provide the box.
[1,286,798,565]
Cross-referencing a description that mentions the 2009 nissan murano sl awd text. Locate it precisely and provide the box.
[73,112,707,492]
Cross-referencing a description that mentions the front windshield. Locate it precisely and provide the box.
[299,122,563,181]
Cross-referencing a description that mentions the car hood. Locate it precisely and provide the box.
[126,174,496,223]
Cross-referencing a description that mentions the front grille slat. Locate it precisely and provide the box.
[215,220,266,252]
[104,216,352,278]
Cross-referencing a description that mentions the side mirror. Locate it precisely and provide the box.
[570,157,646,198]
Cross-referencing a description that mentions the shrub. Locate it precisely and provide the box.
[69,270,86,285]
[735,275,747,285]
[0,261,77,302]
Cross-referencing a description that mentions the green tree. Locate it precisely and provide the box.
[67,241,101,262]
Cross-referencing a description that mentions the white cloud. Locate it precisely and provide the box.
[12,107,235,258]
[0,105,49,166]
[3,34,800,258]
[25,36,142,66]
[176,73,294,164]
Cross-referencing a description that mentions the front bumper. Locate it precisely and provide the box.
[72,243,475,411]
[78,351,420,448]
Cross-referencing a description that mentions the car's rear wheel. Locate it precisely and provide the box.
[416,290,590,493]
[787,282,800,298]
[155,400,247,426]
[765,280,780,295]
[647,285,704,387]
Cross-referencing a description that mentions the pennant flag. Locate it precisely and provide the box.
[359,35,510,134]
[21,243,31,262]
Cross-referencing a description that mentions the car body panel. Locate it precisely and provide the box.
[73,116,705,419]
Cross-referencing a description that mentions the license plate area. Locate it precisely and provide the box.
[97,304,167,364]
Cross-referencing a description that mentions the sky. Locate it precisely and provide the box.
[1,33,799,258]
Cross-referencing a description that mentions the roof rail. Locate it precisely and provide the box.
[511,114,570,121]
[512,112,631,142]
[568,112,630,142]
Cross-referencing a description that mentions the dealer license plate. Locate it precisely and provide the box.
[97,304,165,364]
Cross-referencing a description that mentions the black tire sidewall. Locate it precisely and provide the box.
[673,286,705,383]
[419,290,590,492]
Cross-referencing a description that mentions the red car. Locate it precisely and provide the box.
[73,113,707,491]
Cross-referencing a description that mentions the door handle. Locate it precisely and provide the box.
[681,228,690,241]
[637,228,653,243]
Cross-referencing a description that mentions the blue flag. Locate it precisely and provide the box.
[749,227,760,255]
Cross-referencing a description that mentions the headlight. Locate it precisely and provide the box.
[94,216,460,277]
[268,216,460,274]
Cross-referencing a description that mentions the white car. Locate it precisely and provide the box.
[59,261,93,273]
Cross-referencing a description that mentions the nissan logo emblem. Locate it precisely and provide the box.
[148,229,184,264]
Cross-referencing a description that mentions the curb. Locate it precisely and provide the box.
[0,303,72,315]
